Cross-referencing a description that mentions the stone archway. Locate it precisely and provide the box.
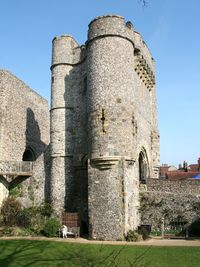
[138,148,149,183]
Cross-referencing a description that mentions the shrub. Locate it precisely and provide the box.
[42,218,61,237]
[1,227,13,236]
[188,218,200,236]
[0,226,36,237]
[16,208,32,228]
[125,230,142,242]
[0,197,21,226]
[15,227,36,237]
[38,202,53,217]
[150,230,161,236]
[9,185,22,198]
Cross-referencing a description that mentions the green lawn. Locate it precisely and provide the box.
[0,240,200,267]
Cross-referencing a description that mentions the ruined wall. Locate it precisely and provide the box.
[0,70,49,206]
[140,179,200,230]
[146,178,200,194]
[0,70,49,160]
[20,147,50,207]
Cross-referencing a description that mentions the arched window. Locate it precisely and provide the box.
[22,147,36,161]
[138,149,149,183]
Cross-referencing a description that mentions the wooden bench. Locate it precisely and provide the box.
[61,212,80,238]
[67,227,80,238]
[164,234,185,239]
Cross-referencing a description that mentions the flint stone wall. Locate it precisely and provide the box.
[0,70,49,161]
[50,15,160,239]
[0,70,50,206]
[140,178,200,230]
[146,178,200,195]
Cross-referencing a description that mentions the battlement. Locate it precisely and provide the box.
[134,48,155,91]
[87,14,135,46]
[89,14,124,26]
[134,31,155,72]
[87,15,155,85]
[52,34,76,42]
[51,35,86,67]
[51,15,155,80]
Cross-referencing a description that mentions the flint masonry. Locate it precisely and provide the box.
[50,15,160,240]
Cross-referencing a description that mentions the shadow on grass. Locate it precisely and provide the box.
[0,240,153,267]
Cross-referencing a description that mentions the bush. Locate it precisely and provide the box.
[0,197,21,226]
[16,206,45,235]
[150,230,161,236]
[42,218,61,237]
[0,226,36,237]
[16,208,33,228]
[125,230,142,242]
[1,227,13,236]
[15,227,36,237]
[189,219,200,236]
[38,202,53,217]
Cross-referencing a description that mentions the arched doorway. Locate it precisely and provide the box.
[138,149,149,183]
[22,147,36,161]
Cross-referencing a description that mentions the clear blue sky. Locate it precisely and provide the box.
[1,0,200,167]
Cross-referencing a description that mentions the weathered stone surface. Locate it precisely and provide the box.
[50,15,160,240]
[2,14,199,241]
[145,178,200,195]
[140,179,200,231]
[0,70,49,206]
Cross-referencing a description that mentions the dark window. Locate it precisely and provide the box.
[22,147,36,161]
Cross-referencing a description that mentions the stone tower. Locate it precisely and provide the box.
[50,15,160,240]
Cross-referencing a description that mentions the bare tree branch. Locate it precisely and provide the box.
[139,0,148,7]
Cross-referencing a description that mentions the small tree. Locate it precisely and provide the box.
[1,197,21,226]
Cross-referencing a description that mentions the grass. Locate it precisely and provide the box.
[0,239,200,266]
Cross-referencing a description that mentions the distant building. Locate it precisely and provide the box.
[160,159,200,180]
[159,164,177,178]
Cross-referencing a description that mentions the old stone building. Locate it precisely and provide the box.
[0,70,49,207]
[1,14,200,241]
[50,15,160,240]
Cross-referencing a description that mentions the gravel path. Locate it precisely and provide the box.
[1,236,200,247]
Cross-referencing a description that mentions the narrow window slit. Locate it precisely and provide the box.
[101,109,106,133]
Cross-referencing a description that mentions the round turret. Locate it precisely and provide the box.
[50,35,78,213]
[51,35,79,66]
[87,15,138,240]
[87,15,134,45]
[87,15,136,160]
